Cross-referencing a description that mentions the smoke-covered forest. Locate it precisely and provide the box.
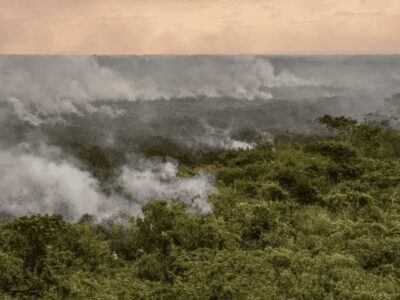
[1,56,400,299]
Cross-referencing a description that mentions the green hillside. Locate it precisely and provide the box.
[1,116,399,299]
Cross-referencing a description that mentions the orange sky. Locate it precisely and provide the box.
[0,0,399,54]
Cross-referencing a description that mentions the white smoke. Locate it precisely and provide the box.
[5,97,44,126]
[175,121,256,151]
[0,148,116,221]
[1,55,399,221]
[118,158,215,216]
[2,55,400,127]
[228,139,255,150]
[0,56,133,124]
[193,134,255,151]
[105,55,319,101]
[0,55,319,125]
[0,144,215,221]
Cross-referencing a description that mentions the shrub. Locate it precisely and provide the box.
[258,182,288,201]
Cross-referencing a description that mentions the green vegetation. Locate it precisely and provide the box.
[1,116,400,299]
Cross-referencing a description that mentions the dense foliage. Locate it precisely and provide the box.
[1,116,400,299]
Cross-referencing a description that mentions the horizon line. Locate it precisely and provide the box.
[1,52,400,56]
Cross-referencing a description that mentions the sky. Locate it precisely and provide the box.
[0,0,399,54]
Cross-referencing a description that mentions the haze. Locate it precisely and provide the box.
[1,0,399,54]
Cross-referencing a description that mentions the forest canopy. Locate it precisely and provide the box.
[0,116,400,299]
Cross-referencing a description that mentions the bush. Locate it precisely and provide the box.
[258,182,288,201]
[0,251,24,293]
[305,141,358,163]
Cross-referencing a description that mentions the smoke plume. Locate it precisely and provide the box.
[119,158,215,216]
[1,55,400,222]
[0,144,215,221]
